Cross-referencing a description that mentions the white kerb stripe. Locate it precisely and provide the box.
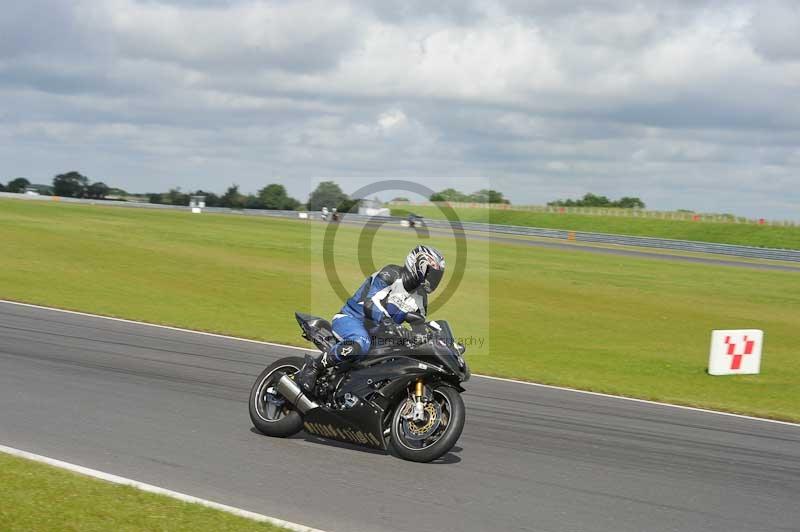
[0,444,326,532]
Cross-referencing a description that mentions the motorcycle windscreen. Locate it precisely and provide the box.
[430,320,465,376]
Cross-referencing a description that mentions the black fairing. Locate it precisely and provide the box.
[293,312,469,450]
[339,356,441,406]
[302,402,387,450]
[409,320,469,382]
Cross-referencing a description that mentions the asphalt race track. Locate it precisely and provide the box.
[1,301,798,532]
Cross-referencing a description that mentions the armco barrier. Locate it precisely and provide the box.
[2,192,799,262]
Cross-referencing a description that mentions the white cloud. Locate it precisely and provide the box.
[378,109,408,130]
[749,0,800,62]
[0,0,798,219]
[75,0,361,72]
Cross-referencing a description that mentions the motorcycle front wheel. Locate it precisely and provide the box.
[390,385,465,463]
[249,356,306,438]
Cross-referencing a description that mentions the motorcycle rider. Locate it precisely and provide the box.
[295,245,446,393]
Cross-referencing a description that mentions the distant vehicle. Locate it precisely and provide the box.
[407,213,426,228]
[358,198,391,217]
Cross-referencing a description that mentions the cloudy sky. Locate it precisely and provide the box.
[1,0,799,218]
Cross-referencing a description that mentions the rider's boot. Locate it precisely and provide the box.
[295,342,362,395]
[294,351,331,394]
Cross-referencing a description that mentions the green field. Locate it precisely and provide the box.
[392,205,800,250]
[0,453,287,532]
[1,198,799,421]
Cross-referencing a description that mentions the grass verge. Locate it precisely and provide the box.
[1,198,799,421]
[391,205,800,250]
[0,452,289,532]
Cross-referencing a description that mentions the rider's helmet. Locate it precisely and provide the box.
[405,245,446,294]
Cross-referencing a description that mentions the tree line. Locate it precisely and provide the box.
[3,174,647,212]
[148,184,303,211]
[148,181,359,212]
[423,189,645,209]
[2,173,361,213]
[547,193,645,209]
[427,188,510,204]
[0,173,115,199]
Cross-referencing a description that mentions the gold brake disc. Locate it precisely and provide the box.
[405,402,440,438]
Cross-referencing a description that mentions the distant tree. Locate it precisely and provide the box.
[431,188,509,204]
[86,182,110,199]
[580,193,610,207]
[308,181,348,211]
[467,190,487,203]
[193,190,220,207]
[487,189,510,204]
[616,196,646,209]
[0,182,5,192]
[53,172,89,198]
[166,188,190,206]
[548,198,572,207]
[430,188,470,202]
[468,189,510,204]
[391,197,410,202]
[243,194,262,209]
[6,177,30,193]
[256,184,300,210]
[220,184,245,208]
[548,193,644,209]
[338,197,360,213]
[148,193,163,204]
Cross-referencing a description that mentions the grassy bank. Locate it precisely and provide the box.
[1,198,799,421]
[0,453,288,531]
[391,205,800,250]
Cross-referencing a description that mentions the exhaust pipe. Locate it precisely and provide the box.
[276,374,319,415]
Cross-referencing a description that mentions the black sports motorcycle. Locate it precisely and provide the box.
[249,312,469,463]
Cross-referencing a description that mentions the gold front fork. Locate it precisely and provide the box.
[415,378,425,399]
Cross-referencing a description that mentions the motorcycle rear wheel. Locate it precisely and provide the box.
[249,357,306,438]
[390,385,465,463]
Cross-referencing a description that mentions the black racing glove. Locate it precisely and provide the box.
[381,318,413,346]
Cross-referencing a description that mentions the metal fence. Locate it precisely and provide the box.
[3,192,799,263]
[389,201,799,227]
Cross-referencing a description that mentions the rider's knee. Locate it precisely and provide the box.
[334,339,367,362]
